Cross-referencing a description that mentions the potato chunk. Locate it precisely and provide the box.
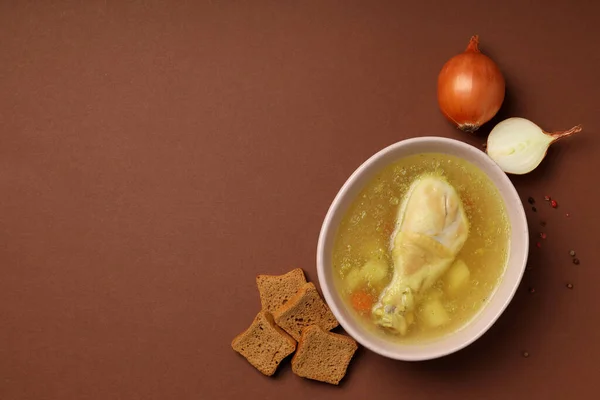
[343,259,390,294]
[361,259,389,289]
[344,268,363,293]
[420,299,450,328]
[445,259,470,297]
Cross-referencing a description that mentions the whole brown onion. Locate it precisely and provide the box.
[437,35,505,132]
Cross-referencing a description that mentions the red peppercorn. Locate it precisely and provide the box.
[544,196,551,202]
[536,242,541,248]
[539,233,547,239]
[551,200,558,208]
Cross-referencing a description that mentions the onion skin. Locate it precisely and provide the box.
[546,124,583,142]
[437,35,505,133]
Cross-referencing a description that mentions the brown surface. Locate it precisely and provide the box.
[1,1,599,399]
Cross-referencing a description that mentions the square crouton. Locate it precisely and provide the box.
[256,268,307,313]
[273,282,338,341]
[292,325,358,385]
[231,311,296,376]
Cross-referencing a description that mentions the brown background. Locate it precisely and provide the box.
[1,1,599,399]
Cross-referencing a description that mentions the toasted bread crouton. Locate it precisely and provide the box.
[256,268,307,313]
[273,282,338,341]
[292,325,358,385]
[231,311,296,376]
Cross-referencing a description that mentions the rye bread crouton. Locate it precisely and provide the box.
[256,268,307,313]
[291,325,358,385]
[273,282,338,341]
[231,311,296,376]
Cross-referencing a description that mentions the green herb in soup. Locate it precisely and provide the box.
[332,153,510,343]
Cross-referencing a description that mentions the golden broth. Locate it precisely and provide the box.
[332,153,510,343]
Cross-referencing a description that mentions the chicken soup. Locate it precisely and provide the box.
[332,153,510,343]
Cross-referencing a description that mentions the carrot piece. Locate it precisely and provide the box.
[350,290,375,312]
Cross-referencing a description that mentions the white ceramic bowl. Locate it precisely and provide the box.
[317,137,528,361]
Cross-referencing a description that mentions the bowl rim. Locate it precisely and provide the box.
[316,136,529,361]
